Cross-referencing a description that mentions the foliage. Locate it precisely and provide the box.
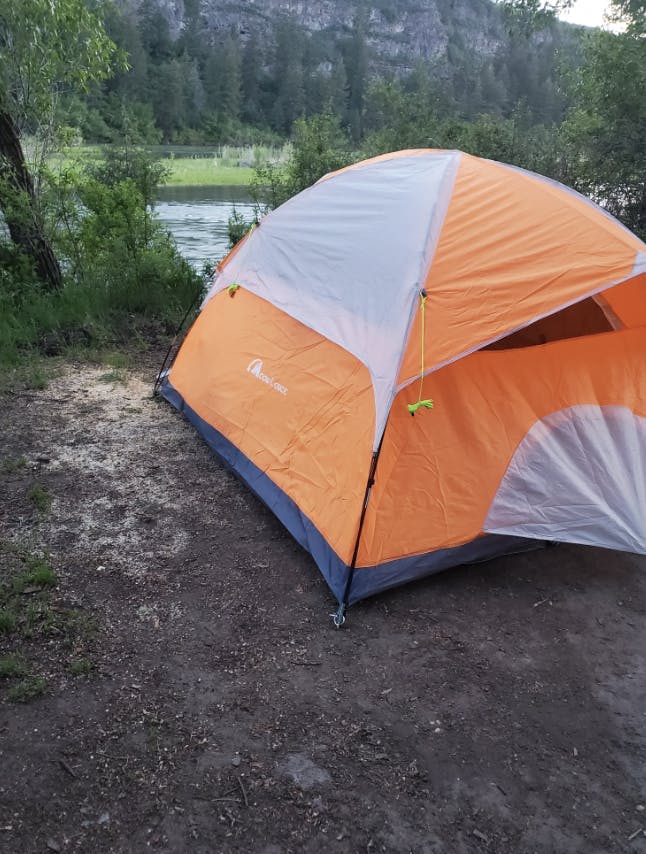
[7,675,46,703]
[27,482,52,514]
[561,20,645,237]
[251,114,353,210]
[0,0,121,124]
[227,207,254,249]
[0,653,28,679]
[0,0,124,291]
[0,147,203,365]
[58,1,582,147]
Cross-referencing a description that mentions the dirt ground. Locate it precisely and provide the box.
[2,360,646,854]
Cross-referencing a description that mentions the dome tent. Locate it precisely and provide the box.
[157,150,646,624]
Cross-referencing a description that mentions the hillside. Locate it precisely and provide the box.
[80,0,583,143]
[142,0,507,69]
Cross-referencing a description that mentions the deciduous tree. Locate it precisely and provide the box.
[0,0,118,288]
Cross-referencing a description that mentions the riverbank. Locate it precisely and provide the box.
[49,144,279,187]
[163,159,253,186]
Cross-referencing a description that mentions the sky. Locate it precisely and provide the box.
[559,0,613,27]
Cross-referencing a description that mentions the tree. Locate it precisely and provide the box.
[0,0,118,289]
[205,34,242,120]
[271,18,306,133]
[340,13,369,141]
[562,15,645,236]
[241,35,264,125]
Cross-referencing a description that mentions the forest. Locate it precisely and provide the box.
[77,0,581,144]
[0,0,644,372]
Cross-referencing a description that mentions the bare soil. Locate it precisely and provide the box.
[2,360,646,854]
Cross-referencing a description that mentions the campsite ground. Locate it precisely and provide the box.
[1,359,646,854]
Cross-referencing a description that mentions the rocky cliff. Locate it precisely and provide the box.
[138,0,512,72]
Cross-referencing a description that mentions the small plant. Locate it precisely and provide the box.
[105,351,130,370]
[98,369,126,384]
[0,456,26,474]
[0,609,16,635]
[68,657,93,676]
[7,676,46,703]
[9,554,58,595]
[0,653,28,679]
[26,366,48,390]
[27,482,52,513]
[227,207,253,249]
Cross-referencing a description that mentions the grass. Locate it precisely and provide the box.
[0,653,28,679]
[0,358,57,394]
[68,657,94,676]
[105,350,131,370]
[0,543,97,702]
[0,609,16,635]
[27,482,52,514]
[7,675,46,703]
[1,456,26,474]
[50,144,258,187]
[162,159,253,186]
[15,554,58,591]
[98,369,126,384]
[26,365,48,390]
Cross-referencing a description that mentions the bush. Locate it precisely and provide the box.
[0,147,203,366]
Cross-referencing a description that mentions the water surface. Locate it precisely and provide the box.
[155,185,256,269]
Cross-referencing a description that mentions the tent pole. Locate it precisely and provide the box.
[332,436,385,627]
[153,293,201,396]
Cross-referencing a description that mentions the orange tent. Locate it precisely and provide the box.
[158,150,646,623]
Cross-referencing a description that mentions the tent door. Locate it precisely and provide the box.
[483,405,646,555]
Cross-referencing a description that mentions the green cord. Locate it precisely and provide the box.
[408,290,434,416]
[228,283,241,297]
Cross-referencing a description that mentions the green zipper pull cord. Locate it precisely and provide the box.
[228,283,241,297]
[408,289,434,416]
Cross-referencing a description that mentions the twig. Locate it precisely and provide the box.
[628,828,644,842]
[58,758,77,778]
[237,776,249,808]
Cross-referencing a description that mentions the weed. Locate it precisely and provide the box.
[7,676,46,703]
[68,657,93,676]
[0,653,28,679]
[0,609,16,635]
[11,564,58,594]
[105,351,130,370]
[6,554,58,597]
[98,370,126,384]
[27,482,52,513]
[0,456,26,474]
[26,365,48,390]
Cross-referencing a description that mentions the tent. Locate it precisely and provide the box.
[157,149,646,624]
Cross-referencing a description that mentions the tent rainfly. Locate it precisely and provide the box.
[157,149,646,624]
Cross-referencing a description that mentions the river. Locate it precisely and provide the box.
[154,185,256,269]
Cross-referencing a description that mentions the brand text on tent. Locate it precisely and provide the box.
[246,359,288,396]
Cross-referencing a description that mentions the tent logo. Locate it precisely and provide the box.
[246,358,288,396]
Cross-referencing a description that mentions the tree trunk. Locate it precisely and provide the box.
[637,179,646,238]
[0,111,62,290]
